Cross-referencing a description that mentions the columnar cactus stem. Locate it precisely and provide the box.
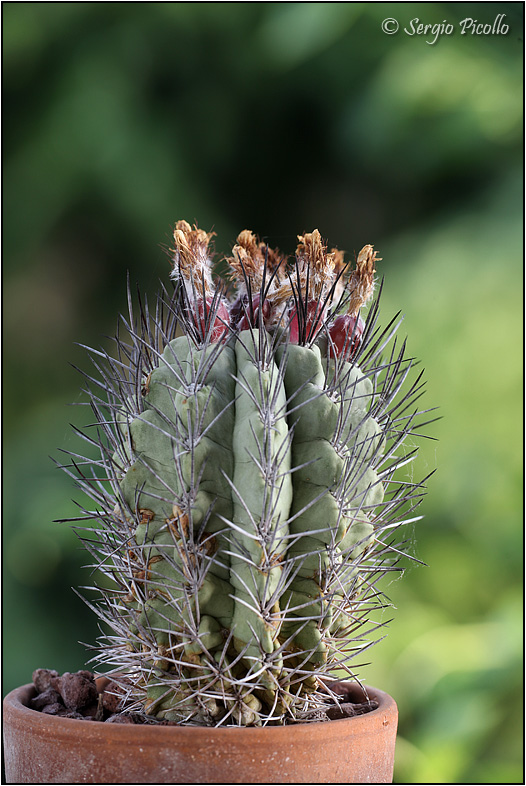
[61,222,433,726]
[229,329,292,694]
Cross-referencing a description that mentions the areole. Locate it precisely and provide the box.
[3,680,398,784]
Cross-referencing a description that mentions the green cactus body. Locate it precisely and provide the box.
[116,335,241,720]
[118,333,383,710]
[275,344,382,670]
[68,223,430,726]
[115,328,295,718]
[229,330,292,688]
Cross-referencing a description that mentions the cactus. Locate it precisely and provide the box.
[63,221,433,726]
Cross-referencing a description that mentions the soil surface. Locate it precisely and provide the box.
[29,669,379,724]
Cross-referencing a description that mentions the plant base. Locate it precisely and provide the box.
[3,680,397,784]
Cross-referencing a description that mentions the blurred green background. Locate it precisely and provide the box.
[3,3,523,782]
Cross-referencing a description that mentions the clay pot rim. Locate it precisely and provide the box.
[4,681,396,739]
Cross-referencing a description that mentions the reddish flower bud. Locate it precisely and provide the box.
[236,294,271,331]
[197,298,230,343]
[328,314,365,359]
[289,301,326,344]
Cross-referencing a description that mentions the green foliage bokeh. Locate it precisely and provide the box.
[3,3,523,782]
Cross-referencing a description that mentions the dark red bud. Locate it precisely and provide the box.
[237,294,271,331]
[197,298,230,343]
[328,314,364,359]
[229,295,246,327]
[289,301,326,344]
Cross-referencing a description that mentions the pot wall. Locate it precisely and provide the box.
[3,682,397,784]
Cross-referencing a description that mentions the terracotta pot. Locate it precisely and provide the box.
[3,680,397,784]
